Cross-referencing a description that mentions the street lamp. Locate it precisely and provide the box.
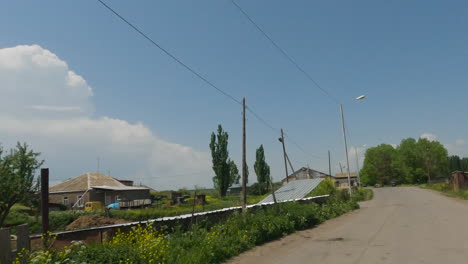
[353,95,366,186]
[340,95,366,195]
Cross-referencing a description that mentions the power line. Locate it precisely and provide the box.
[230,0,340,104]
[95,0,327,160]
[96,0,242,106]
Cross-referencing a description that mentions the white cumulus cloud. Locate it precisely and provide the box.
[0,45,212,189]
[420,133,437,142]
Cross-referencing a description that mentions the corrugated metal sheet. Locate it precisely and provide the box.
[260,178,323,203]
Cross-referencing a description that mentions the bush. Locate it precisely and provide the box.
[352,187,374,202]
[16,197,359,264]
[248,182,269,195]
[307,178,338,197]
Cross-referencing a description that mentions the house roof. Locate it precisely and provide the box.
[283,167,330,182]
[334,172,358,178]
[49,173,147,193]
[91,185,149,191]
[259,178,323,203]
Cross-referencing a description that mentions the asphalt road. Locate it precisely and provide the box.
[228,187,468,264]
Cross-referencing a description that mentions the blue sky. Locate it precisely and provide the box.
[1,0,467,189]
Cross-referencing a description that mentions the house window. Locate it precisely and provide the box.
[115,195,120,203]
[77,195,84,207]
[63,197,69,205]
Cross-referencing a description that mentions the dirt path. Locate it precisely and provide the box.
[228,187,468,264]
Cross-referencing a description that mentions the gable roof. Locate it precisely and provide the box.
[49,172,129,193]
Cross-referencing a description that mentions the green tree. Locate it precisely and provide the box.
[418,138,448,182]
[229,160,241,185]
[361,137,450,185]
[461,158,468,171]
[360,144,398,185]
[448,155,461,172]
[210,125,239,197]
[0,143,43,227]
[253,145,270,194]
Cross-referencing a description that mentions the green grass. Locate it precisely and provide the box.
[5,194,267,233]
[111,194,266,221]
[420,183,468,200]
[16,193,359,264]
[306,178,374,202]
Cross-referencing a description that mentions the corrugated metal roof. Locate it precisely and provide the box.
[91,185,149,191]
[259,178,323,203]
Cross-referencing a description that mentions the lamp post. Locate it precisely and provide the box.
[340,95,366,195]
[354,96,366,186]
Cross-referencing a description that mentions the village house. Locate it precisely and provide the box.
[332,172,358,189]
[49,172,150,209]
[281,167,331,184]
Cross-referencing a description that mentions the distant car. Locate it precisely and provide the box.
[374,184,381,188]
[391,181,397,187]
[361,184,367,187]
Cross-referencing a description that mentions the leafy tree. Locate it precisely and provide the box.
[361,137,450,185]
[210,125,240,197]
[253,145,270,194]
[418,138,448,182]
[360,144,398,185]
[229,160,240,185]
[462,158,468,171]
[448,155,461,172]
[0,143,43,227]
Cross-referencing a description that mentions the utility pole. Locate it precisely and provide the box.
[269,175,277,204]
[355,148,361,186]
[279,129,289,183]
[340,104,352,196]
[339,162,344,174]
[41,168,49,238]
[242,97,247,211]
[328,150,332,178]
[285,153,295,174]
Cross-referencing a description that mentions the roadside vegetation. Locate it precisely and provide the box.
[420,183,468,200]
[15,188,364,264]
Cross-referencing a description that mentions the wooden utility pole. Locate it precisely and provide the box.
[279,129,289,183]
[242,97,247,211]
[328,150,332,177]
[41,168,49,236]
[285,153,295,174]
[269,175,278,204]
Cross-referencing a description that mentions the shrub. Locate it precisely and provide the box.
[16,197,359,264]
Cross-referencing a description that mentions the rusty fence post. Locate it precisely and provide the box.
[41,168,49,248]
[0,228,12,264]
[16,224,30,252]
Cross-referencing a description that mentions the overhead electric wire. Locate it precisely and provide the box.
[96,0,242,106]
[96,0,326,160]
[230,0,340,105]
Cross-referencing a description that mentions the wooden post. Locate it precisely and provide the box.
[269,175,278,204]
[41,168,49,237]
[190,190,197,225]
[0,228,11,264]
[17,224,30,252]
[279,129,289,183]
[328,150,332,177]
[285,153,295,174]
[242,97,247,211]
